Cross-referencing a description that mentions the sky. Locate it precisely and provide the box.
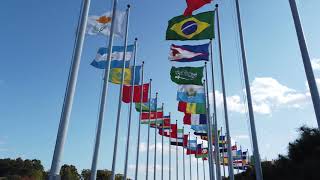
[1,0,320,179]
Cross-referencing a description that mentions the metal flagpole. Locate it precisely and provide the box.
[110,5,131,180]
[215,4,234,180]
[89,0,120,177]
[134,71,147,180]
[204,66,216,180]
[234,1,263,179]
[161,104,165,180]
[209,38,222,180]
[153,100,159,180]
[221,127,226,179]
[182,127,186,180]
[169,117,172,180]
[49,0,91,179]
[289,0,320,128]
[240,146,244,173]
[203,158,206,180]
[196,137,199,180]
[188,132,192,180]
[146,91,156,180]
[123,38,138,180]
[176,120,178,180]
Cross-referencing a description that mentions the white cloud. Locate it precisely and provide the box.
[311,58,320,70]
[210,77,309,115]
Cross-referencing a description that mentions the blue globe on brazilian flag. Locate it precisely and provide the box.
[166,11,214,40]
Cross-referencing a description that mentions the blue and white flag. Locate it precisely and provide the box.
[91,45,134,69]
[187,139,198,151]
[169,43,209,62]
[177,85,205,103]
[191,124,208,136]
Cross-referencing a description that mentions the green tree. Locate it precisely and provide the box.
[60,164,80,180]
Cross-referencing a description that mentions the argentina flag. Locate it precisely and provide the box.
[91,45,134,69]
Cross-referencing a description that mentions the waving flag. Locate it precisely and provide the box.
[177,85,205,103]
[86,11,126,37]
[159,124,177,137]
[170,66,204,85]
[169,43,209,62]
[135,98,158,112]
[170,129,184,146]
[141,111,163,120]
[183,113,207,125]
[91,45,134,69]
[184,0,212,16]
[191,125,208,136]
[166,11,214,40]
[150,116,171,128]
[109,66,141,85]
[195,144,208,158]
[178,101,206,114]
[122,83,149,103]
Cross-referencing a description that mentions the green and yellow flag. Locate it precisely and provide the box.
[166,11,214,40]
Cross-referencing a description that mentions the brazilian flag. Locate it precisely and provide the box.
[166,11,214,40]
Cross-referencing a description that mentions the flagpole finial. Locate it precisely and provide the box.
[142,61,144,64]
[205,62,207,65]
[127,4,131,8]
[150,78,152,81]
[215,4,218,7]
[135,37,138,41]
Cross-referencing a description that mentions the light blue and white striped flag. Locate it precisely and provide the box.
[91,45,134,69]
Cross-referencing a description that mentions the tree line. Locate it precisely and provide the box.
[0,158,129,180]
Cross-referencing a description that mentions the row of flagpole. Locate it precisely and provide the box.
[48,0,320,179]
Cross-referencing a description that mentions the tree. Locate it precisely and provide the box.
[60,164,80,180]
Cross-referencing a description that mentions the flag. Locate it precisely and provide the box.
[159,124,177,138]
[186,139,197,151]
[109,66,141,85]
[150,116,171,128]
[169,43,209,62]
[135,98,159,112]
[195,144,208,158]
[184,0,212,16]
[177,85,205,103]
[187,149,197,155]
[122,83,149,103]
[170,129,184,146]
[191,125,207,136]
[170,66,204,85]
[141,111,164,120]
[178,101,206,114]
[91,45,134,69]
[86,11,126,37]
[166,11,214,40]
[183,113,207,125]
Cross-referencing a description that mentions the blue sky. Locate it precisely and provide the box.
[1,0,320,179]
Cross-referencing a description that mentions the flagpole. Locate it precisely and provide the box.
[153,99,159,180]
[169,117,172,180]
[221,127,226,178]
[182,127,186,180]
[288,0,320,128]
[146,91,156,180]
[203,158,206,180]
[176,120,179,180]
[215,5,234,180]
[49,0,91,179]
[161,104,164,180]
[188,132,192,180]
[209,38,222,180]
[204,66,216,180]
[196,137,199,180]
[233,1,263,179]
[134,72,147,180]
[110,5,131,180]
[123,38,138,180]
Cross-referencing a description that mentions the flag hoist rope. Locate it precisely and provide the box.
[134,62,146,180]
[234,0,264,179]
[110,5,131,180]
[49,0,91,179]
[123,38,138,180]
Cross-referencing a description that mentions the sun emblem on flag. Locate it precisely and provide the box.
[202,148,208,154]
